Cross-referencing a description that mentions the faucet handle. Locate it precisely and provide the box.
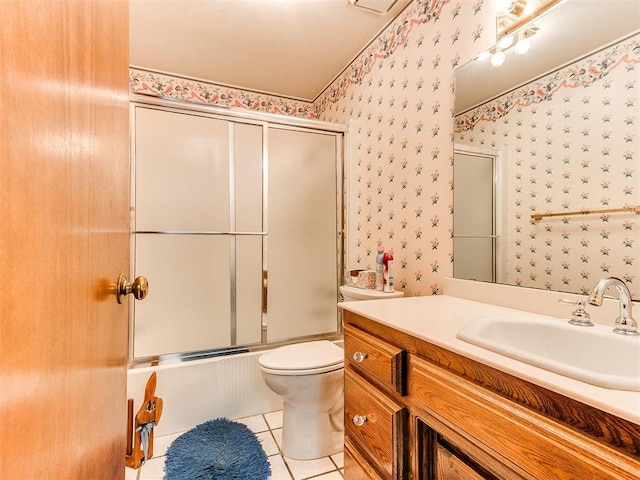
[559,298,594,327]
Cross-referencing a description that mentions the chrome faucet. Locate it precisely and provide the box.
[587,277,639,335]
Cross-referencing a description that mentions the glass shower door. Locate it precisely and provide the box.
[130,102,343,363]
[266,127,339,341]
[132,107,263,358]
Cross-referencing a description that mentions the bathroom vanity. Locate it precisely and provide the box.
[340,295,640,479]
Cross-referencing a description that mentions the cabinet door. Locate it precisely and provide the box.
[435,444,486,480]
[344,439,385,480]
[345,368,407,479]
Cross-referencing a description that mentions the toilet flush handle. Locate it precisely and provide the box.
[352,415,367,427]
[352,351,368,363]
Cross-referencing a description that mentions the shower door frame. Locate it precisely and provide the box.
[453,143,505,284]
[128,95,347,367]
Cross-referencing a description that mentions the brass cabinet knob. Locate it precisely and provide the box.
[116,273,149,304]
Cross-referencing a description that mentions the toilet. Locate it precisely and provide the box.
[258,285,404,460]
[258,340,344,460]
[339,284,405,301]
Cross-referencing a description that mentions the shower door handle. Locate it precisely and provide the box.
[116,273,149,304]
[262,270,268,313]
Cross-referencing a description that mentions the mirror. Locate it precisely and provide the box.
[454,0,640,299]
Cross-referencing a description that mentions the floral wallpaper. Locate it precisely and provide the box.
[317,0,496,295]
[127,0,504,296]
[455,34,640,297]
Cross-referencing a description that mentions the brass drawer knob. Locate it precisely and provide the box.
[352,351,368,363]
[352,414,367,427]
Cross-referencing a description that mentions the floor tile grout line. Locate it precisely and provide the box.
[255,411,342,480]
[263,413,295,480]
[328,455,343,476]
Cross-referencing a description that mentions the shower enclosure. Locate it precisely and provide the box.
[129,97,345,365]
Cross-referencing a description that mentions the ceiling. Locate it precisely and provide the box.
[130,0,639,107]
[129,0,412,102]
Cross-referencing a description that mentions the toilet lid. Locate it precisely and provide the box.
[258,340,343,372]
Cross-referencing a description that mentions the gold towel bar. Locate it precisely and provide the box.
[531,206,640,222]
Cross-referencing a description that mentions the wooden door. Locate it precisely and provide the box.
[0,1,130,479]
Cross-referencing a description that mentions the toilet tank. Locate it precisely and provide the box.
[339,285,404,301]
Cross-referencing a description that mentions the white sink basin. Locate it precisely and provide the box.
[457,316,640,391]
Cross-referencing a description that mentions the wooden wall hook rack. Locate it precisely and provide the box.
[125,372,163,469]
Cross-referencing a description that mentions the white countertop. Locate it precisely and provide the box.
[339,295,640,425]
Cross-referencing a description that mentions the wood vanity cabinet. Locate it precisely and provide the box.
[344,325,408,479]
[343,311,640,480]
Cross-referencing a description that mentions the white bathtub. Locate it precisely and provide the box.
[127,340,344,437]
[127,350,282,437]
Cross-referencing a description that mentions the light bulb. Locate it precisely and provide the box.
[491,50,506,67]
[498,35,514,50]
[514,36,531,54]
[496,0,511,13]
[477,51,491,61]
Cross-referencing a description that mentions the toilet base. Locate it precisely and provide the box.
[281,401,344,460]
[258,342,345,461]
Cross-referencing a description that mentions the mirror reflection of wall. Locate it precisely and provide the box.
[454,0,640,299]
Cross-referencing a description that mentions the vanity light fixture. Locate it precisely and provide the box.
[497,0,532,35]
[498,35,515,50]
[497,0,559,39]
[346,0,405,14]
[491,48,506,67]
[503,0,528,16]
[514,31,532,54]
[477,50,491,61]
[485,25,538,66]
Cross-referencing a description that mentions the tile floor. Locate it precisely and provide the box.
[125,410,344,480]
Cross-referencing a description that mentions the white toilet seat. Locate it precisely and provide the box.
[258,340,344,376]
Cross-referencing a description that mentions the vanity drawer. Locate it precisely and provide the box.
[410,355,639,479]
[344,324,406,395]
[344,438,384,480]
[345,368,407,480]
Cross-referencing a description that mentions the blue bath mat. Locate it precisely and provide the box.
[163,418,271,480]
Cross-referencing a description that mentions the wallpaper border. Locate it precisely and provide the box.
[129,68,317,119]
[455,35,640,133]
[128,0,453,119]
[314,0,451,116]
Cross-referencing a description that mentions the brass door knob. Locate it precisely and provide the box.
[116,273,149,304]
